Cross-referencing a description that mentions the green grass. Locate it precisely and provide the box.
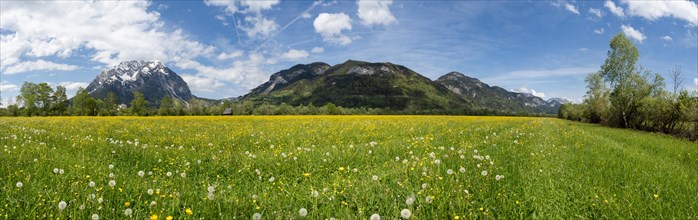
[1,116,696,219]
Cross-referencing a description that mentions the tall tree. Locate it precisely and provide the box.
[103,92,118,115]
[159,96,173,116]
[584,72,610,123]
[50,86,68,116]
[72,88,97,116]
[17,82,38,116]
[130,92,149,116]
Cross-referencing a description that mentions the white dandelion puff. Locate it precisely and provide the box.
[147,189,154,195]
[108,164,114,169]
[58,201,67,210]
[207,186,215,193]
[269,176,275,182]
[207,192,215,200]
[180,172,186,178]
[138,171,144,177]
[97,197,103,204]
[89,181,96,187]
[401,209,412,219]
[109,173,114,178]
[91,214,99,220]
[447,169,454,175]
[370,213,381,220]
[166,172,172,177]
[16,182,23,188]
[298,208,308,217]
[108,180,116,187]
[425,196,433,203]
[496,175,504,181]
[434,159,441,165]
[372,175,379,181]
[459,167,466,173]
[311,190,319,198]
[481,170,488,176]
[59,169,64,174]
[252,213,262,220]
[406,196,415,205]
[53,168,59,174]
[124,208,132,216]
[421,183,428,189]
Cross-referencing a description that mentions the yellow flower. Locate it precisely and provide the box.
[150,214,158,220]
[166,216,173,220]
[303,173,311,177]
[124,201,130,207]
[185,208,193,215]
[454,216,460,219]
[653,194,659,199]
[338,167,345,171]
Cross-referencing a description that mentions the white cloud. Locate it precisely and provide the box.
[589,8,602,18]
[564,3,580,15]
[281,49,309,61]
[180,74,226,93]
[311,47,325,53]
[204,0,238,14]
[0,1,214,69]
[3,60,79,75]
[357,0,397,26]
[594,28,605,34]
[240,15,279,38]
[604,1,625,17]
[694,78,698,91]
[0,81,19,92]
[313,13,353,45]
[621,25,646,43]
[301,12,312,19]
[485,67,597,83]
[176,53,270,91]
[217,51,244,60]
[58,81,89,90]
[512,87,546,98]
[623,0,698,26]
[661,35,673,41]
[578,48,589,52]
[240,0,280,13]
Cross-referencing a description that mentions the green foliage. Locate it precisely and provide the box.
[72,88,97,116]
[130,92,149,116]
[158,96,173,116]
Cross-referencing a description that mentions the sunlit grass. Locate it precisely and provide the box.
[1,116,696,219]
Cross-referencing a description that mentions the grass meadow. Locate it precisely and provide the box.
[1,116,696,219]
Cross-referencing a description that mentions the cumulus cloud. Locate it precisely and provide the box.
[0,81,19,92]
[512,87,546,98]
[301,12,312,19]
[0,1,214,72]
[694,78,698,91]
[589,8,602,18]
[594,28,605,34]
[240,0,280,13]
[564,3,580,15]
[604,1,625,17]
[311,47,325,53]
[357,0,397,26]
[3,60,79,75]
[314,13,353,45]
[180,74,226,93]
[621,25,646,43]
[176,53,271,91]
[281,49,309,61]
[240,15,279,38]
[204,0,238,14]
[58,81,89,90]
[623,0,698,26]
[217,51,244,60]
[661,35,673,41]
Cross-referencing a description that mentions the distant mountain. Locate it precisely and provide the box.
[86,60,193,105]
[243,60,467,111]
[435,72,559,114]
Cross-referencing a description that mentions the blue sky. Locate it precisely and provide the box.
[1,0,697,106]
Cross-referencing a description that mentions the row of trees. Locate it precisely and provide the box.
[559,33,698,140]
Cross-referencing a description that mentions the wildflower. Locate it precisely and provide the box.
[89,181,96,187]
[166,216,173,220]
[166,172,172,177]
[124,201,130,207]
[185,208,193,215]
[372,175,379,181]
[109,173,115,178]
[406,196,415,205]
[459,167,466,173]
[253,213,262,220]
[299,208,308,217]
[54,168,59,174]
[108,180,116,187]
[16,181,22,188]
[91,214,99,220]
[147,189,154,195]
[269,176,275,182]
[338,167,345,171]
[311,190,319,198]
[495,175,504,181]
[370,213,381,220]
[138,171,145,177]
[434,159,441,165]
[303,173,311,177]
[421,183,427,189]
[124,208,132,216]
[109,164,114,169]
[447,169,454,175]
[207,192,215,200]
[425,195,433,203]
[180,172,186,178]
[58,201,67,210]
[150,201,157,206]
[481,170,488,176]
[654,194,659,199]
[207,186,215,193]
[401,209,412,219]
[98,197,103,204]
[150,214,158,220]
[59,169,64,174]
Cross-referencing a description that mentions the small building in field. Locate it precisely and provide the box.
[222,108,232,115]
[117,104,128,110]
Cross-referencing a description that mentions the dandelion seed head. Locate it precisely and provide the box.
[298,208,308,217]
[124,208,132,216]
[370,214,381,220]
[406,196,415,205]
[311,190,319,198]
[16,181,23,188]
[401,209,411,219]
[108,180,116,187]
[372,175,379,181]
[252,213,261,220]
[108,164,114,169]
[447,169,454,175]
[58,201,67,210]
[138,171,145,177]
[481,170,488,176]
[147,189,154,195]
[91,214,99,220]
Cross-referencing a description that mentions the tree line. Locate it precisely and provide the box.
[558,33,698,141]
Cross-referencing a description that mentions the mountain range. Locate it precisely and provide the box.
[85,60,568,114]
